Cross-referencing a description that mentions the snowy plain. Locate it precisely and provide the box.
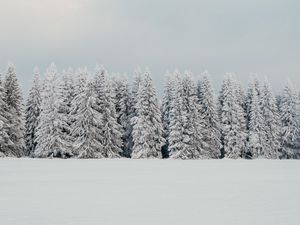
[0,159,299,225]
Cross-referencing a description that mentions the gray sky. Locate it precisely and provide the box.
[0,0,299,95]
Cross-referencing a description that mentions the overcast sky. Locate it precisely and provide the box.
[0,0,299,95]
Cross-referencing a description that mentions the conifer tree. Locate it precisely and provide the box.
[161,71,175,158]
[93,65,122,158]
[34,63,71,158]
[56,68,76,156]
[168,72,186,158]
[279,81,299,158]
[169,72,204,159]
[197,71,221,158]
[70,67,90,124]
[131,67,143,116]
[219,75,246,159]
[112,74,131,157]
[0,74,13,157]
[4,63,25,157]
[131,69,164,158]
[246,76,261,128]
[25,68,41,156]
[234,81,247,116]
[126,67,143,155]
[247,78,266,158]
[71,80,104,158]
[260,79,280,158]
[182,72,205,158]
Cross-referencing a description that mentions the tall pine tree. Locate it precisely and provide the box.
[71,80,104,158]
[4,63,25,157]
[34,63,71,158]
[161,71,175,158]
[131,69,164,158]
[169,72,204,159]
[219,75,246,159]
[112,74,132,157]
[93,65,122,158]
[197,71,221,158]
[168,71,185,158]
[25,67,41,156]
[56,68,76,156]
[260,79,280,158]
[279,81,299,158]
[246,78,265,158]
[0,73,12,157]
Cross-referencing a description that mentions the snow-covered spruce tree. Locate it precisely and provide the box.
[233,80,248,158]
[169,71,204,159]
[34,63,71,158]
[219,75,246,159]
[161,71,175,158]
[130,68,143,119]
[127,67,143,154]
[197,71,221,158]
[234,80,247,116]
[168,71,185,158]
[112,74,132,157]
[56,68,76,156]
[71,80,104,158]
[93,65,122,158]
[131,67,143,116]
[246,78,266,159]
[131,69,164,159]
[279,81,299,158]
[260,79,281,159]
[246,76,261,128]
[70,67,90,125]
[0,74,13,157]
[25,67,41,156]
[3,63,25,157]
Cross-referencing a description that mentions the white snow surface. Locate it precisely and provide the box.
[0,159,299,225]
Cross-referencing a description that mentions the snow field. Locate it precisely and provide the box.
[0,159,299,225]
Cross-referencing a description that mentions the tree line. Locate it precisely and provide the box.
[0,63,299,159]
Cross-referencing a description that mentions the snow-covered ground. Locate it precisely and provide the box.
[0,159,299,225]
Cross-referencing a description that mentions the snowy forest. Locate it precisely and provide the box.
[0,63,299,159]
